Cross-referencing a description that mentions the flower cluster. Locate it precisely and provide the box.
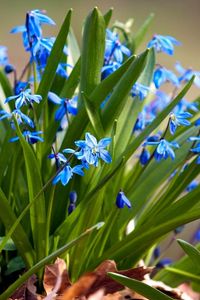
[49,132,112,186]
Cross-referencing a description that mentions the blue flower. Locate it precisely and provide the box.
[53,164,84,186]
[68,191,77,215]
[75,133,112,167]
[0,46,9,66]
[189,136,200,164]
[102,61,121,79]
[145,139,179,161]
[175,62,200,87]
[48,92,78,121]
[169,111,192,135]
[116,191,131,209]
[140,148,150,165]
[105,29,131,64]
[147,34,181,55]
[177,98,199,113]
[5,89,42,109]
[186,180,198,192]
[0,109,34,128]
[156,258,172,268]
[10,130,43,144]
[131,83,150,100]
[153,66,179,88]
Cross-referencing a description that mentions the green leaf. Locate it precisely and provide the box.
[155,244,200,286]
[177,239,200,271]
[80,7,105,97]
[36,9,72,117]
[82,92,104,138]
[60,57,81,98]
[1,223,103,300]
[102,49,149,131]
[165,267,200,284]
[114,47,155,157]
[103,8,113,26]
[108,273,174,300]
[131,13,155,52]
[0,188,34,267]
[0,69,13,98]
[61,55,135,149]
[68,28,80,63]
[14,120,46,263]
[5,256,25,276]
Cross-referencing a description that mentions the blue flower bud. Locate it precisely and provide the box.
[156,258,172,268]
[69,191,77,204]
[116,191,131,209]
[4,64,15,74]
[68,203,76,215]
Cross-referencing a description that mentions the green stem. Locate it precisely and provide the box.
[45,185,56,256]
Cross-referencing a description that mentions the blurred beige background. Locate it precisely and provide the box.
[0,0,200,73]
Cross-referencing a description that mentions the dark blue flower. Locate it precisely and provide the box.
[69,191,77,203]
[140,148,150,165]
[75,133,112,167]
[116,191,131,209]
[169,111,192,135]
[175,62,200,87]
[48,92,78,121]
[147,34,181,55]
[10,130,43,144]
[105,29,131,64]
[156,258,172,268]
[5,89,42,109]
[195,118,200,126]
[4,64,15,74]
[131,83,150,100]
[53,164,84,186]
[153,66,179,88]
[145,139,179,161]
[189,136,200,164]
[153,247,161,259]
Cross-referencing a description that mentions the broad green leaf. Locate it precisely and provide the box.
[102,49,149,131]
[14,121,46,263]
[165,267,200,284]
[108,273,174,300]
[177,239,200,271]
[60,57,81,98]
[0,188,34,267]
[60,55,136,150]
[68,28,80,63]
[80,7,105,97]
[82,92,104,138]
[131,13,154,52]
[36,9,72,117]
[1,223,103,300]
[114,47,155,157]
[104,8,113,26]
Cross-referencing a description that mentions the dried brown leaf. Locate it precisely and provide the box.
[43,258,71,296]
[60,260,152,300]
